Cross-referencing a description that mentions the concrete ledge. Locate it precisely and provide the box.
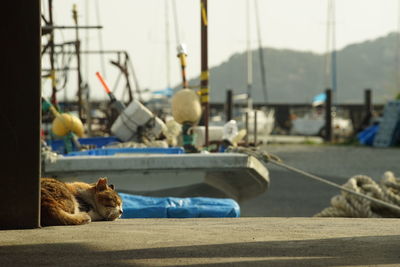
[1,217,399,266]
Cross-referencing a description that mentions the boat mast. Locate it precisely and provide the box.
[325,0,337,103]
[200,0,209,146]
[396,0,400,92]
[72,4,84,120]
[48,0,57,106]
[165,0,171,90]
[254,0,268,104]
[246,1,253,110]
[330,0,337,103]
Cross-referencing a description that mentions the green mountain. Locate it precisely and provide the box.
[186,32,400,104]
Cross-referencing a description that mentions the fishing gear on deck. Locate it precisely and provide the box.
[96,71,126,113]
[42,97,83,153]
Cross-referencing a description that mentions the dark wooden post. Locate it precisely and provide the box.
[245,112,249,146]
[364,88,372,117]
[254,110,258,145]
[325,89,333,142]
[0,0,41,229]
[226,89,233,122]
[200,0,209,146]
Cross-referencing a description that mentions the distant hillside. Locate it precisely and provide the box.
[184,33,400,104]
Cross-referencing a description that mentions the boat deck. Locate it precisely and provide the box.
[44,153,270,202]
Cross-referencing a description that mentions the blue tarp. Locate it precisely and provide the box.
[357,124,379,146]
[49,136,120,154]
[119,193,240,218]
[66,147,185,156]
[312,92,326,106]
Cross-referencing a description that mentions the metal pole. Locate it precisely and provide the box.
[200,0,209,146]
[325,89,333,142]
[226,89,233,122]
[42,25,103,31]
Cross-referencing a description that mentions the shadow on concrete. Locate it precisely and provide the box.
[1,235,399,266]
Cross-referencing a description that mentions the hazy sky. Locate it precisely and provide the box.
[42,0,399,101]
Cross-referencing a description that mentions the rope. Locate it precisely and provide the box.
[315,172,400,218]
[227,146,400,217]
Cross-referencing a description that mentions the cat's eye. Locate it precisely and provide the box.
[109,184,115,190]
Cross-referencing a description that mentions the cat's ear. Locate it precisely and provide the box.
[96,177,108,191]
[109,184,115,190]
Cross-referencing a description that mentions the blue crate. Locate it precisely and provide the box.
[66,147,185,156]
[48,136,121,154]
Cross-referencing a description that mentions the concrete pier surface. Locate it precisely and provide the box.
[1,217,399,266]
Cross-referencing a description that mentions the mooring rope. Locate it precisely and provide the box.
[227,146,400,217]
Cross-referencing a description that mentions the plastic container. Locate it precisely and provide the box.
[66,147,185,156]
[111,99,166,142]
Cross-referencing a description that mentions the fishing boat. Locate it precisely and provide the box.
[40,0,272,208]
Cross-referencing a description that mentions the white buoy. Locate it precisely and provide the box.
[171,88,202,124]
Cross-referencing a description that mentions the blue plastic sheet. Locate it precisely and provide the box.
[119,193,240,218]
[49,136,120,154]
[66,147,185,156]
[357,124,379,146]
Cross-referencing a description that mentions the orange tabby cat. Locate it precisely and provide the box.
[41,177,123,226]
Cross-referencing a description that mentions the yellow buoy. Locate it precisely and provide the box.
[52,113,84,137]
[171,88,202,124]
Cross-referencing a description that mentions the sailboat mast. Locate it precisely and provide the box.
[165,0,171,90]
[330,0,337,103]
[254,0,268,104]
[325,0,337,103]
[396,0,400,92]
[246,1,253,110]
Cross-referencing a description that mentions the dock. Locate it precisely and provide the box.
[1,217,399,266]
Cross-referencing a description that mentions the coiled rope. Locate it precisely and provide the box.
[227,146,400,218]
[314,171,400,218]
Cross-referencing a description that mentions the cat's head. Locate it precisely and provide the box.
[93,178,123,221]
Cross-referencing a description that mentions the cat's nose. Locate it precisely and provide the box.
[119,209,123,215]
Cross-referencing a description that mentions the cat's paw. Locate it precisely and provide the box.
[79,212,92,224]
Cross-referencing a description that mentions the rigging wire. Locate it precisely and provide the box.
[85,0,90,81]
[94,0,107,78]
[171,0,181,45]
